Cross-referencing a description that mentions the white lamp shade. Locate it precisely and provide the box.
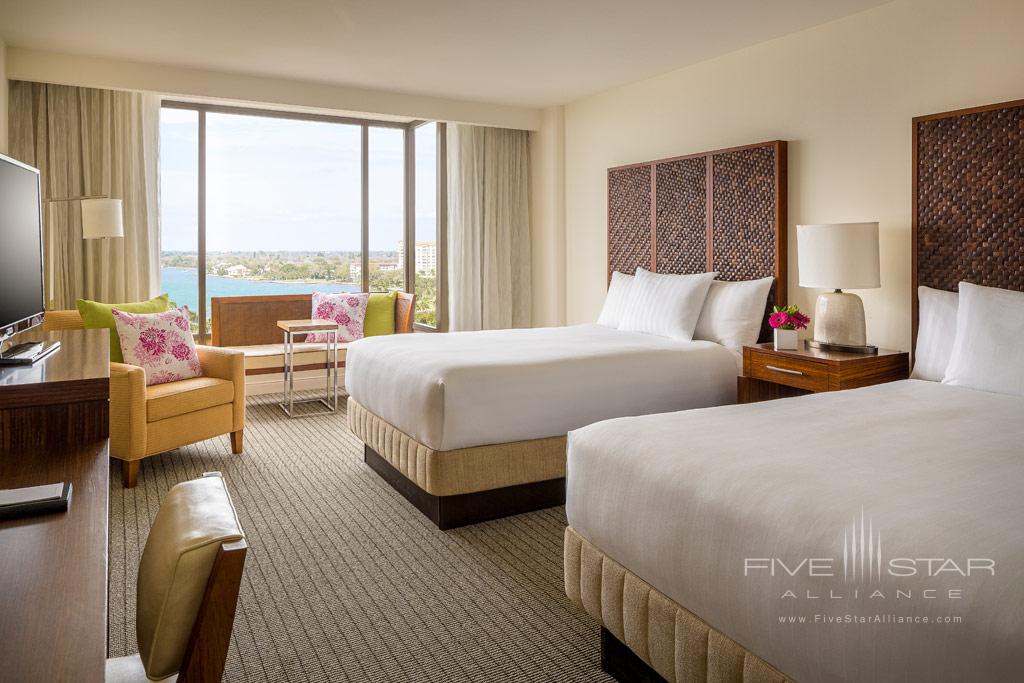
[81,198,124,239]
[797,222,880,290]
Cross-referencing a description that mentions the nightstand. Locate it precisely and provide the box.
[738,342,909,404]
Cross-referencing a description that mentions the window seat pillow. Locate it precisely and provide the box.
[364,291,398,337]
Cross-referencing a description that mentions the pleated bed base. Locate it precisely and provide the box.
[564,526,792,683]
[348,398,567,529]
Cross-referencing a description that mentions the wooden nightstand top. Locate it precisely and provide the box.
[739,342,910,402]
[743,342,907,364]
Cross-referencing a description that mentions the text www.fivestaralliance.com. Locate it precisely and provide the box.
[778,614,963,625]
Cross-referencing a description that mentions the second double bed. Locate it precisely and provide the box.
[346,323,739,528]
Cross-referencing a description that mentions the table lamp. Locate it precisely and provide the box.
[81,198,124,239]
[797,222,880,354]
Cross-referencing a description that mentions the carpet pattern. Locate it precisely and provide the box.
[108,393,612,682]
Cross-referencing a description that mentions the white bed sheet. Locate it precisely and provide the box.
[566,380,1024,682]
[344,324,739,451]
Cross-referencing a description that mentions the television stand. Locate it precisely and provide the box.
[0,340,61,365]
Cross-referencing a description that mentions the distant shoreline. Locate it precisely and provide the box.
[161,266,357,287]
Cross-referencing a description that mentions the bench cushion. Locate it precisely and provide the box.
[147,377,235,422]
[223,343,348,371]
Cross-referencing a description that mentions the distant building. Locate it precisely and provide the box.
[397,240,437,274]
[225,264,250,278]
[350,262,361,279]
[375,262,401,272]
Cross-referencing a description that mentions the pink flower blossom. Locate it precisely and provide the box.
[171,341,193,361]
[768,311,790,329]
[149,370,178,386]
[790,311,810,330]
[137,327,168,357]
[174,308,191,331]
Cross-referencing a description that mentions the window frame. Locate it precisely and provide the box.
[160,100,446,340]
[407,120,448,332]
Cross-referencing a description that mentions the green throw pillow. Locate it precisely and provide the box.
[363,291,397,337]
[76,294,172,363]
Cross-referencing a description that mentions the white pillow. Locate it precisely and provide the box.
[910,286,958,382]
[596,271,634,327]
[693,277,774,350]
[619,268,717,340]
[942,282,1024,397]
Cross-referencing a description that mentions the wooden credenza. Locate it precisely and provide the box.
[0,328,110,683]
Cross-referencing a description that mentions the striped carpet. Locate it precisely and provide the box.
[107,392,612,683]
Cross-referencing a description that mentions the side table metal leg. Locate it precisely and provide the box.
[287,331,295,415]
[332,329,339,411]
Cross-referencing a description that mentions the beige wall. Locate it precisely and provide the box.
[0,40,8,154]
[561,0,1024,350]
[529,106,566,327]
[7,47,541,131]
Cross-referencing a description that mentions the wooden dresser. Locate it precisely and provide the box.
[0,328,110,683]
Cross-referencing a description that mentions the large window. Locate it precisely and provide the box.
[159,102,446,338]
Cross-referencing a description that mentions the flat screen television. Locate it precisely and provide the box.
[0,153,45,344]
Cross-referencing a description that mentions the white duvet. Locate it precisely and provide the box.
[567,380,1024,682]
[344,324,739,451]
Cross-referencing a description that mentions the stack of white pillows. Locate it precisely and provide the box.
[596,267,774,350]
[912,282,1024,397]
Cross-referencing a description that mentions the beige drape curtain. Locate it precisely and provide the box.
[447,124,531,331]
[9,81,160,309]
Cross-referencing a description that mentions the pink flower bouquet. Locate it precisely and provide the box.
[768,304,810,331]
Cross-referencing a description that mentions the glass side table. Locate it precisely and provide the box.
[276,319,340,417]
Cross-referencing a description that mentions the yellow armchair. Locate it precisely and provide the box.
[44,311,246,487]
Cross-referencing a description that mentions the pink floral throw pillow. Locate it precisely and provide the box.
[111,306,202,386]
[306,292,370,343]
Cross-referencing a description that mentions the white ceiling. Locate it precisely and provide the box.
[0,0,888,108]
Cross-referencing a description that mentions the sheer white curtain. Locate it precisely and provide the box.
[447,124,531,331]
[9,81,160,309]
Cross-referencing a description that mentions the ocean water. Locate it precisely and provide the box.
[161,267,358,310]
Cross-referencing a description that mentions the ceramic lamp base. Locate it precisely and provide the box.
[813,290,869,349]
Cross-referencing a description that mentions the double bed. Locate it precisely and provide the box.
[347,141,788,529]
[347,324,740,527]
[566,381,1024,681]
[563,99,1024,681]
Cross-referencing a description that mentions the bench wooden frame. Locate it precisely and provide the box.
[210,292,414,375]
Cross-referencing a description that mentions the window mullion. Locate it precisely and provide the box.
[360,125,369,293]
[197,107,208,341]
[404,125,416,296]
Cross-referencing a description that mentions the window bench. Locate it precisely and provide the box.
[210,293,414,376]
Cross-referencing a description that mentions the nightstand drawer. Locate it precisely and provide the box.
[745,350,829,392]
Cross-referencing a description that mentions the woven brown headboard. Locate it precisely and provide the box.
[911,99,1024,350]
[608,140,787,341]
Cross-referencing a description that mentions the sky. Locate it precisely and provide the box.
[160,108,437,254]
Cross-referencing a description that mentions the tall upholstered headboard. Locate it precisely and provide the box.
[911,99,1024,350]
[607,140,787,342]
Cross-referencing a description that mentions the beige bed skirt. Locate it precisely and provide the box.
[564,526,791,683]
[347,397,567,497]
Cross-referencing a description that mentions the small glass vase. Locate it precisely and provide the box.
[773,328,798,351]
